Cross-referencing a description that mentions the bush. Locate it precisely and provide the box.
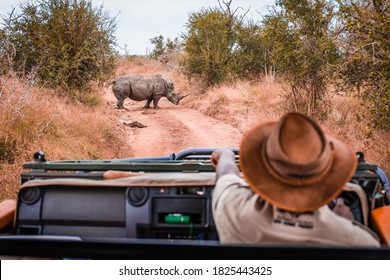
[1,0,117,97]
[182,7,234,86]
[337,0,389,130]
[149,35,182,68]
[181,1,255,87]
[261,0,339,119]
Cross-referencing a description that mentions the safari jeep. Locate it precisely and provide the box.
[0,148,389,259]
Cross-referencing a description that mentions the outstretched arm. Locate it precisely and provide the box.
[211,149,240,180]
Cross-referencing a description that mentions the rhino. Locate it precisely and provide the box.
[112,74,188,109]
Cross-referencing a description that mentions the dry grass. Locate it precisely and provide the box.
[115,56,173,77]
[184,79,285,133]
[183,76,389,176]
[116,57,388,174]
[1,57,389,200]
[0,74,127,200]
[322,95,390,174]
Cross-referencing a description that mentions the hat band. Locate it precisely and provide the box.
[261,141,335,186]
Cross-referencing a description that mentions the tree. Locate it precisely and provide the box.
[182,8,232,86]
[235,20,274,80]
[262,0,339,118]
[336,0,389,130]
[181,0,249,86]
[149,35,181,64]
[1,0,117,97]
[150,35,165,59]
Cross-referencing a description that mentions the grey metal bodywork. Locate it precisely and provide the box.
[112,74,188,109]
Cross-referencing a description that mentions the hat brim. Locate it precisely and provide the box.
[239,121,357,212]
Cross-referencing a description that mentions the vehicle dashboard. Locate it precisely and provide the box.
[1,148,389,259]
[17,173,218,241]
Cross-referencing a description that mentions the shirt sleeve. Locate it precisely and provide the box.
[212,174,256,218]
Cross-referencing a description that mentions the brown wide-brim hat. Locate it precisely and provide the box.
[240,112,357,212]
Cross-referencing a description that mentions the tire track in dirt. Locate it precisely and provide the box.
[160,106,242,149]
[106,95,242,158]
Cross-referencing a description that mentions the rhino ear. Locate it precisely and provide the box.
[167,82,174,89]
[178,93,189,100]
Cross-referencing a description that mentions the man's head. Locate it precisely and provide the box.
[239,112,356,212]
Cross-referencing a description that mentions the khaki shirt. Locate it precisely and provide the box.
[212,174,380,247]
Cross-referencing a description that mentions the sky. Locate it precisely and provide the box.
[0,0,275,55]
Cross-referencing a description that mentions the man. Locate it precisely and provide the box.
[211,112,380,246]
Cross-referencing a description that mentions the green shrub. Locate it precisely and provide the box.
[1,0,117,98]
[337,0,389,130]
[261,0,339,119]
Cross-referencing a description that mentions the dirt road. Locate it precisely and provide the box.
[104,91,242,158]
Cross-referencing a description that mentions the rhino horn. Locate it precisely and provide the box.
[178,93,189,101]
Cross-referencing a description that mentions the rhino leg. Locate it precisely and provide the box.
[116,98,125,109]
[112,84,126,109]
[153,96,162,109]
[144,96,153,109]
